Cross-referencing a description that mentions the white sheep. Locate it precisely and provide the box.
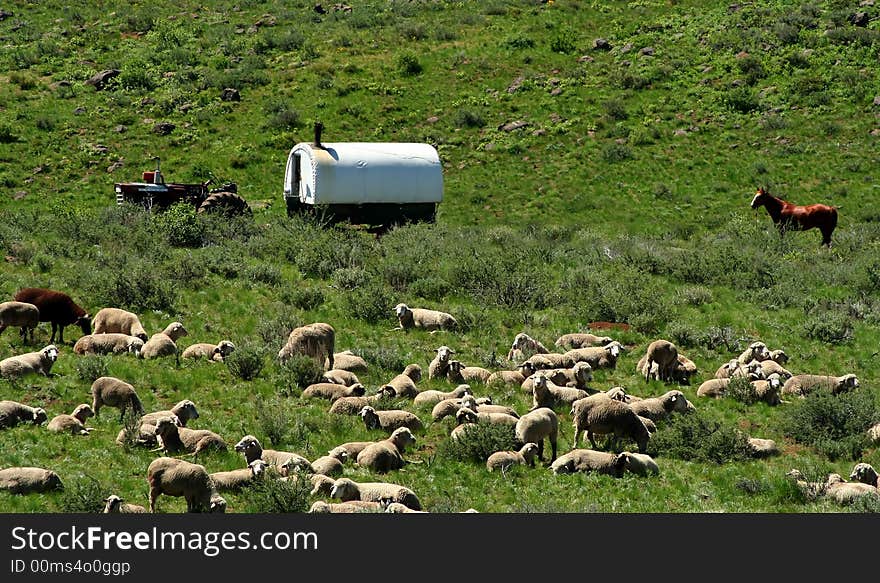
[621,451,659,476]
[554,332,615,350]
[628,390,694,422]
[525,352,575,370]
[824,473,880,504]
[869,423,880,445]
[431,398,467,421]
[428,346,455,379]
[360,406,424,433]
[696,378,730,399]
[642,339,678,382]
[141,322,189,364]
[278,322,335,368]
[0,400,47,429]
[90,376,145,421]
[301,382,366,401]
[507,332,549,362]
[486,443,540,472]
[737,341,770,364]
[446,360,492,384]
[321,368,361,386]
[550,449,628,477]
[564,341,624,370]
[383,501,429,513]
[393,303,457,332]
[0,345,58,378]
[752,358,792,380]
[571,393,651,453]
[515,407,559,462]
[530,372,589,411]
[455,407,519,431]
[209,459,269,492]
[310,453,347,477]
[279,469,336,497]
[233,435,313,473]
[356,427,417,473]
[47,404,95,435]
[849,463,880,488]
[91,307,149,341]
[73,333,143,357]
[459,394,518,418]
[103,495,147,513]
[181,340,236,363]
[747,437,779,458]
[327,350,368,372]
[714,359,742,379]
[487,362,538,387]
[782,374,859,397]
[146,457,226,513]
[0,467,63,494]
[751,376,783,406]
[544,362,594,391]
[330,477,422,510]
[768,349,789,364]
[385,364,423,398]
[154,417,228,457]
[0,301,40,343]
[308,500,382,513]
[328,387,397,415]
[329,442,373,461]
[126,400,200,447]
[413,385,470,407]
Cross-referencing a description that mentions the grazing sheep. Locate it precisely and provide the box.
[13,288,91,344]
[747,437,779,458]
[359,406,424,433]
[621,452,660,476]
[0,301,40,343]
[0,400,47,429]
[507,333,549,362]
[310,454,346,477]
[604,386,641,404]
[209,459,268,492]
[154,417,228,457]
[393,303,457,332]
[330,477,422,511]
[428,346,455,380]
[73,333,143,357]
[638,416,658,434]
[103,495,147,514]
[328,350,368,372]
[91,307,148,342]
[414,385,471,407]
[564,341,624,370]
[642,340,679,382]
[308,500,383,514]
[385,364,423,398]
[486,443,539,472]
[302,382,366,402]
[550,449,628,477]
[356,427,417,473]
[628,390,693,422]
[0,344,59,378]
[824,474,880,505]
[782,374,859,397]
[328,387,397,415]
[571,393,650,453]
[697,378,730,399]
[141,322,188,363]
[488,362,538,387]
[446,360,492,384]
[321,369,360,386]
[515,407,559,462]
[146,457,226,513]
[849,463,880,488]
[181,340,236,363]
[530,373,589,411]
[554,333,615,350]
[90,376,145,421]
[768,349,789,364]
[233,435,313,473]
[0,467,63,494]
[47,404,94,435]
[278,322,336,368]
[737,341,770,364]
[670,354,699,385]
[455,406,519,428]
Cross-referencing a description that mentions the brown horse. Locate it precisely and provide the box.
[750,187,839,248]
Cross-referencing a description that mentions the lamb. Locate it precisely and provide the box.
[486,443,539,472]
[0,344,59,378]
[747,437,779,458]
[181,340,236,363]
[530,372,589,411]
[146,457,226,513]
[571,393,650,453]
[47,404,94,435]
[641,339,679,382]
[330,477,422,511]
[308,500,383,513]
[233,435,313,473]
[393,303,457,332]
[514,407,559,462]
[321,368,360,386]
[564,341,624,370]
[414,385,471,407]
[209,459,269,492]
[621,451,660,476]
[153,417,228,457]
[554,332,615,350]
[428,346,455,380]
[328,387,397,415]
[302,382,366,402]
[73,333,144,357]
[446,360,492,384]
[0,400,47,429]
[628,390,694,422]
[90,376,145,421]
[356,427,417,473]
[91,307,148,342]
[0,301,40,343]
[507,333,549,362]
[849,463,880,488]
[359,406,424,433]
[278,322,335,368]
[141,322,189,364]
[455,406,519,428]
[737,341,770,364]
[782,374,859,397]
[385,364,422,398]
[103,495,147,513]
[328,350,368,372]
[550,449,628,477]
[13,287,91,344]
[0,467,63,494]
[310,452,347,477]
[487,362,537,387]
[824,473,880,505]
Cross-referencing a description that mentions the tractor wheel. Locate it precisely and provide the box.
[197,191,251,216]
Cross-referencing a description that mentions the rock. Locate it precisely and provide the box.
[13,191,27,200]
[107,160,124,173]
[50,80,71,90]
[153,122,176,135]
[592,38,612,51]
[85,69,120,90]
[221,87,241,102]
[674,129,689,136]
[426,116,439,124]
[735,51,750,59]
[619,43,633,54]
[141,97,155,106]
[849,12,870,27]
[871,129,880,136]
[499,120,529,132]
[0,9,13,20]
[638,46,655,56]
[114,125,127,133]
[532,129,546,137]
[73,107,86,115]
[507,75,525,93]
[550,87,562,96]
[255,14,276,26]
[577,55,594,63]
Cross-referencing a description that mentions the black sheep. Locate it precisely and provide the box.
[13,288,91,344]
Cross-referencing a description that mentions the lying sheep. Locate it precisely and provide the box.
[279,468,336,496]
[385,364,422,398]
[302,382,366,402]
[431,398,467,421]
[455,406,519,428]
[621,451,659,476]
[525,352,575,370]
[486,443,539,472]
[360,406,424,433]
[310,452,347,477]
[103,495,147,514]
[628,390,693,423]
[530,372,589,411]
[507,333,549,362]
[753,359,792,380]
[233,435,313,473]
[356,427,417,473]
[321,368,360,386]
[751,376,783,406]
[747,437,779,458]
[849,463,880,488]
[0,301,40,343]
[564,341,624,370]
[278,323,335,368]
[0,467,63,494]
[550,449,628,477]
[47,404,94,435]
[91,307,148,342]
[330,442,374,461]
[147,457,226,513]
[428,346,455,380]
[127,400,200,447]
[460,394,518,418]
[0,400,47,429]
[732,361,765,380]
[554,333,614,350]
[515,407,559,462]
[782,374,859,397]
[393,303,457,332]
[571,393,650,453]
[768,349,789,365]
[154,417,227,457]
[697,378,730,399]
[328,350,368,372]
[714,359,741,379]
[383,501,429,513]
[642,339,679,382]
[824,474,880,505]
[447,360,491,384]
[141,322,189,364]
[73,333,143,357]
[487,362,537,387]
[209,459,268,492]
[181,340,236,363]
[328,387,397,415]
[414,385,471,407]
[330,477,422,511]
[0,345,58,378]
[308,500,383,514]
[91,376,145,422]
[737,341,770,364]
[544,362,594,391]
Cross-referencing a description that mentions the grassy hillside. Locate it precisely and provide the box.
[1,1,879,513]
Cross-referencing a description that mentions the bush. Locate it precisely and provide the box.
[283,287,325,311]
[453,109,486,129]
[240,476,311,513]
[355,346,405,374]
[801,311,853,344]
[75,355,110,383]
[727,375,760,405]
[602,143,634,163]
[279,355,324,391]
[342,281,393,323]
[647,412,753,464]
[438,422,518,463]
[154,203,205,248]
[396,52,423,76]
[59,475,109,513]
[117,411,143,452]
[780,391,878,460]
[254,396,291,447]
[256,308,301,349]
[724,86,760,113]
[225,344,266,381]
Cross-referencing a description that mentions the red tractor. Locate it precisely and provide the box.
[114,158,250,215]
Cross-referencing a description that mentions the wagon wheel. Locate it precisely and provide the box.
[197,191,251,216]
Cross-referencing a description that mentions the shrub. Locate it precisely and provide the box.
[801,311,853,344]
[780,391,878,460]
[278,355,324,391]
[59,475,109,513]
[724,86,759,113]
[117,411,143,452]
[240,476,311,513]
[602,143,634,163]
[396,52,423,76]
[438,422,518,463]
[225,344,266,381]
[283,287,325,311]
[154,203,205,248]
[647,412,753,464]
[264,100,301,130]
[342,281,393,323]
[254,396,291,447]
[355,346,405,374]
[256,308,301,349]
[75,355,110,383]
[503,34,535,50]
[726,375,760,405]
[549,27,577,54]
[453,108,486,129]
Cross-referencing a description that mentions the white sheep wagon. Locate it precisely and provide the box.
[283,123,444,225]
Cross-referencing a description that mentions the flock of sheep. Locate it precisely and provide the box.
[1,290,879,513]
